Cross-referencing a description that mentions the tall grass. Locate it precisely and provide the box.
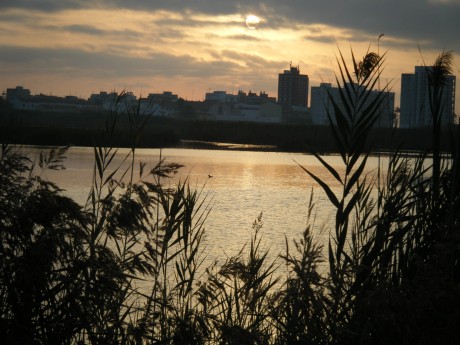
[1,48,459,344]
[297,48,460,344]
[0,95,211,344]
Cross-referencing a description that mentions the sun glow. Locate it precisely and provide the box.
[245,15,260,30]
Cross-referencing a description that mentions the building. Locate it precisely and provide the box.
[88,91,138,112]
[310,83,332,125]
[204,90,276,105]
[5,86,33,109]
[277,65,309,107]
[310,82,395,127]
[205,91,238,103]
[5,86,89,111]
[88,91,119,108]
[6,86,31,102]
[204,90,281,123]
[140,91,179,117]
[147,91,178,103]
[238,90,276,105]
[400,66,456,128]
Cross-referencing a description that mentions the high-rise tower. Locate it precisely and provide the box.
[277,65,309,107]
[400,66,456,128]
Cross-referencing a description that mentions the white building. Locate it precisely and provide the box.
[310,83,395,127]
[310,83,332,125]
[205,90,282,123]
[6,86,89,111]
[88,91,119,109]
[400,66,456,128]
[205,91,238,103]
[88,91,139,112]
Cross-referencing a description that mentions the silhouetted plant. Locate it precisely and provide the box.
[196,213,279,344]
[296,47,389,339]
[271,191,328,345]
[0,96,211,344]
[77,96,212,344]
[300,47,460,344]
[426,50,454,203]
[0,145,88,344]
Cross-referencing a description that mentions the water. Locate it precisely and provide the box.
[22,146,384,266]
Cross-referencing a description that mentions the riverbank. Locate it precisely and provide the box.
[1,108,459,153]
[175,139,278,151]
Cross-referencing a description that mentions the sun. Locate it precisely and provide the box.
[245,15,260,30]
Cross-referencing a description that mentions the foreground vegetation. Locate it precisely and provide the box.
[1,49,459,344]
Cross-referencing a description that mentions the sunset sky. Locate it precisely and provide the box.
[1,0,459,112]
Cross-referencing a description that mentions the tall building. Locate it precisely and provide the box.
[310,82,395,127]
[400,66,456,128]
[277,65,309,107]
[310,83,332,125]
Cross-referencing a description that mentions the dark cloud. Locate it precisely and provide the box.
[220,49,280,68]
[59,24,108,36]
[222,34,262,42]
[0,0,86,12]
[153,16,242,29]
[0,0,239,13]
[304,35,337,45]
[1,1,458,50]
[0,45,242,79]
[52,25,150,41]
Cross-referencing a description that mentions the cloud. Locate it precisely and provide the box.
[428,0,460,4]
[304,35,337,44]
[57,24,108,36]
[221,34,262,41]
[0,0,240,13]
[0,44,243,79]
[220,49,280,68]
[1,1,458,50]
[0,0,85,12]
[0,1,458,109]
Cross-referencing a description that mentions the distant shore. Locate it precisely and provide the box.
[1,108,458,154]
[175,140,278,151]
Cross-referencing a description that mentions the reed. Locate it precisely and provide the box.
[0,96,211,344]
[270,191,328,345]
[297,48,460,344]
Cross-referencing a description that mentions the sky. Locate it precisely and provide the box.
[1,0,459,112]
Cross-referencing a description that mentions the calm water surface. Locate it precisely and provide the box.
[24,146,385,265]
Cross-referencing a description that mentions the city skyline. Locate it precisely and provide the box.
[1,1,459,114]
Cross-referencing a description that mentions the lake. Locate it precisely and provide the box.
[22,146,386,266]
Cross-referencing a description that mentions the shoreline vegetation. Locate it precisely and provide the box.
[1,49,460,344]
[0,98,458,155]
[0,111,458,154]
